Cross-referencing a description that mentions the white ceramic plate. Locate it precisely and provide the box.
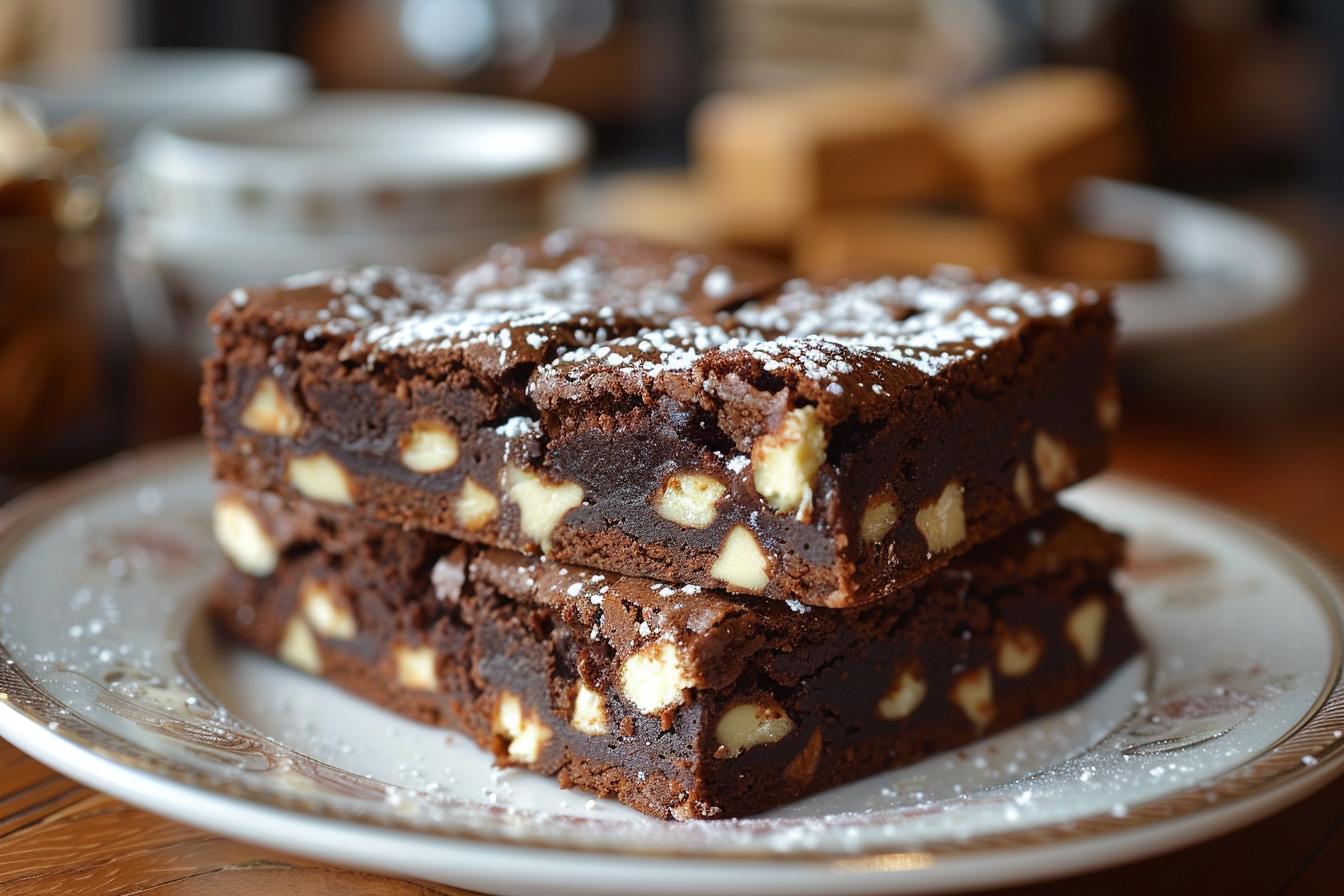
[1074,178,1307,347]
[1,442,1341,895]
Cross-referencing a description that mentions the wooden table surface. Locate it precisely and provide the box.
[3,191,1343,895]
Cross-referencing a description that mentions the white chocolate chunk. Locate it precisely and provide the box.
[915,480,966,554]
[503,464,583,552]
[1033,431,1077,492]
[951,666,995,732]
[996,627,1044,678]
[1013,462,1033,510]
[652,472,726,529]
[859,493,899,544]
[394,643,439,692]
[710,524,770,593]
[751,406,828,515]
[240,377,301,437]
[1066,597,1108,666]
[299,576,356,640]
[213,494,279,577]
[399,420,460,473]
[619,640,694,715]
[715,699,795,758]
[494,691,552,763]
[571,682,609,735]
[287,452,354,505]
[278,616,321,674]
[454,477,499,532]
[877,669,927,720]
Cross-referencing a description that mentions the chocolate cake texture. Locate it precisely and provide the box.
[203,229,1118,607]
[210,489,1139,820]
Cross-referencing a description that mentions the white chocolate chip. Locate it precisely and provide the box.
[710,524,770,593]
[1097,384,1121,432]
[915,480,966,554]
[751,406,828,516]
[399,420,460,473]
[240,377,301,437]
[652,472,726,529]
[951,665,995,732]
[287,452,354,505]
[859,492,900,544]
[1066,597,1108,666]
[996,627,1044,678]
[277,615,321,674]
[394,643,439,692]
[299,576,356,640]
[877,669,927,720]
[503,464,583,552]
[1033,431,1077,493]
[715,698,795,758]
[454,477,499,532]
[494,691,552,763]
[1013,462,1033,510]
[619,640,694,715]
[570,682,609,735]
[213,494,279,577]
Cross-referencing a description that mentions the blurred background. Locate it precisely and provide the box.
[0,0,1340,553]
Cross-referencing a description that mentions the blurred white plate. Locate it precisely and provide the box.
[0,50,311,152]
[1075,178,1306,347]
[0,442,1342,895]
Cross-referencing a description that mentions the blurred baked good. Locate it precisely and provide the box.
[590,169,723,250]
[944,67,1146,230]
[794,206,1026,276]
[1036,228,1161,282]
[692,78,953,250]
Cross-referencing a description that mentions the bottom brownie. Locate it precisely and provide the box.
[209,491,1141,820]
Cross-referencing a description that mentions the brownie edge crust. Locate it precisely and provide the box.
[209,490,1141,820]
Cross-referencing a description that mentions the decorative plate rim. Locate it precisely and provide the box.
[1,438,1343,865]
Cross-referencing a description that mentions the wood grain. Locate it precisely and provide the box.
[0,741,474,895]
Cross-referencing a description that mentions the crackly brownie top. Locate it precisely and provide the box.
[530,269,1111,432]
[209,233,1109,425]
[206,228,785,379]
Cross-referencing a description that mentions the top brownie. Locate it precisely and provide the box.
[204,229,1118,607]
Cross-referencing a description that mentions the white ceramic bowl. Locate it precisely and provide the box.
[130,92,588,235]
[117,92,588,361]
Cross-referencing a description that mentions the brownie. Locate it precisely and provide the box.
[210,488,1140,820]
[204,229,1117,607]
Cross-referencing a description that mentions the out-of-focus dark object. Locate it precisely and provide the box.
[1040,0,1327,191]
[300,0,619,94]
[0,89,120,471]
[297,0,691,167]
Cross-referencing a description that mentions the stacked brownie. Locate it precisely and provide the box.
[203,229,1140,819]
